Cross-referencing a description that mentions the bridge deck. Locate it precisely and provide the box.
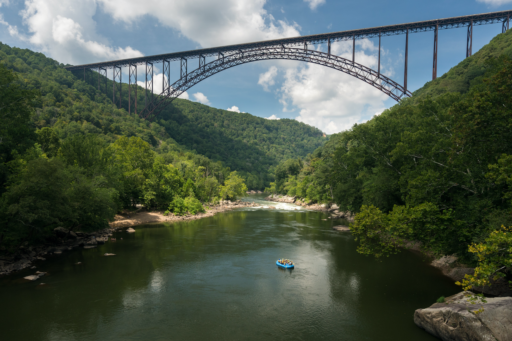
[65,10,512,71]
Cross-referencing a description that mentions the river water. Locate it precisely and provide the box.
[0,195,458,340]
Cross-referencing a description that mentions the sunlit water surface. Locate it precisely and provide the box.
[0,194,458,340]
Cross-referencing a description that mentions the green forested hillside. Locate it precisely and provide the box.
[0,40,326,252]
[0,42,325,190]
[268,30,512,290]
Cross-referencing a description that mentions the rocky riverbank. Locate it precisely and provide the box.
[415,291,512,341]
[0,200,257,277]
[265,194,354,221]
[110,200,258,228]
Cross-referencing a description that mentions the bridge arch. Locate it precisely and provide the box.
[142,47,412,120]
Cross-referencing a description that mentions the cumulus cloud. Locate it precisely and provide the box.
[98,0,300,47]
[258,66,278,91]
[304,0,325,10]
[5,0,143,65]
[266,114,279,120]
[277,39,389,134]
[8,0,300,65]
[193,92,210,105]
[227,106,241,113]
[476,0,512,5]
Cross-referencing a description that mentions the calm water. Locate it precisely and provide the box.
[0,195,458,340]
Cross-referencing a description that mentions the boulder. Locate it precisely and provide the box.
[24,271,46,281]
[54,227,69,237]
[103,253,116,256]
[432,255,458,268]
[414,291,512,341]
[24,275,39,281]
[126,228,136,233]
[96,236,108,244]
[333,225,350,232]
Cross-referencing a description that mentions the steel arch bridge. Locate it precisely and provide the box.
[66,10,512,120]
[142,47,411,121]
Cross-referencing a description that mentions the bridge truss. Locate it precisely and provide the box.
[142,47,411,121]
[66,10,512,120]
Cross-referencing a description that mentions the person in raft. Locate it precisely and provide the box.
[279,259,294,265]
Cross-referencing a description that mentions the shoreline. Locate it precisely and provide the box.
[0,200,257,277]
[266,194,512,296]
[110,200,257,228]
[265,194,355,221]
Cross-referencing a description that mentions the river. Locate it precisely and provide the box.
[0,195,459,340]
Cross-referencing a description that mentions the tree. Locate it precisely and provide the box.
[142,157,183,209]
[0,64,39,192]
[36,127,59,157]
[220,171,248,200]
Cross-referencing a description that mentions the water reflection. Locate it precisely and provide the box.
[0,195,458,341]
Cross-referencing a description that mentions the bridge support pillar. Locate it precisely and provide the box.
[352,36,355,63]
[129,64,137,115]
[199,55,205,73]
[378,32,381,76]
[328,38,331,58]
[467,20,473,58]
[180,58,187,81]
[503,15,510,33]
[98,67,107,94]
[218,52,224,64]
[404,28,408,93]
[433,23,438,80]
[145,62,153,109]
[163,59,170,95]
[113,65,122,108]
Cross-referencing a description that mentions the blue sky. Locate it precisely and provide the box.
[1,0,511,133]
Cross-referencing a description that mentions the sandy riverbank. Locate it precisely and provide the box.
[0,200,257,276]
[110,200,258,228]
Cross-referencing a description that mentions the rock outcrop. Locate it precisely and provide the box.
[430,256,512,297]
[414,291,512,341]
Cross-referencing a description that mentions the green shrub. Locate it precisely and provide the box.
[184,196,205,215]
[168,196,187,216]
[436,296,446,303]
[167,195,205,215]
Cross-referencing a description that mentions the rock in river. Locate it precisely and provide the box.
[414,291,512,341]
[333,225,350,232]
[126,228,136,233]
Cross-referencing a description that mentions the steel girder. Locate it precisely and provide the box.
[113,65,122,108]
[128,64,137,115]
[141,47,412,121]
[65,10,512,72]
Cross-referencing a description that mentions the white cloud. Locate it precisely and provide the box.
[266,114,279,120]
[476,0,512,4]
[304,0,325,10]
[193,92,210,105]
[277,40,389,134]
[7,0,144,65]
[258,66,278,91]
[373,109,385,117]
[98,0,300,47]
[137,73,189,100]
[227,106,241,113]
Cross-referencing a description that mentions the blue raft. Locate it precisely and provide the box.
[276,260,294,269]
